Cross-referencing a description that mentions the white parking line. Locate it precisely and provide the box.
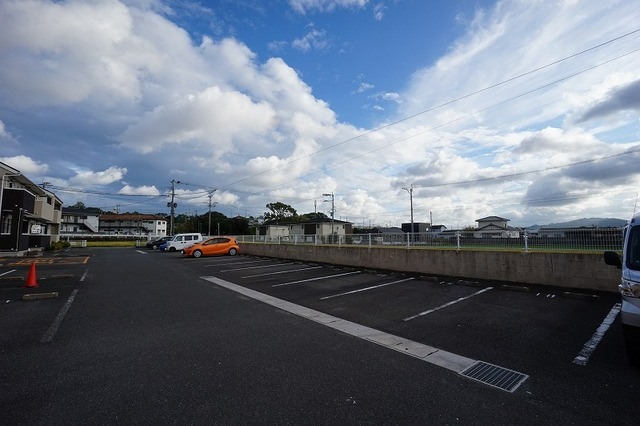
[403,287,494,321]
[273,271,362,287]
[41,289,79,343]
[203,276,477,373]
[205,260,272,267]
[221,263,293,272]
[242,266,323,279]
[321,277,415,300]
[0,269,17,277]
[573,303,621,366]
[80,267,89,282]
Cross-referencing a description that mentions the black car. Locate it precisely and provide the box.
[145,236,173,249]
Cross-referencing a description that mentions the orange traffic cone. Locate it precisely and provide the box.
[23,262,38,288]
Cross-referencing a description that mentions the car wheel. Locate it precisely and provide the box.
[193,250,202,258]
[169,246,176,252]
[152,244,158,250]
[229,248,237,256]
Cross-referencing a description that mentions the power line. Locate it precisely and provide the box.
[218,28,640,192]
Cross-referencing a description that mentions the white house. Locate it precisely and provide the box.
[474,216,521,239]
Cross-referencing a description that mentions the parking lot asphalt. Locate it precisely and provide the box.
[1,248,638,424]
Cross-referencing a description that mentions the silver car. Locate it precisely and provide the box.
[605,213,640,366]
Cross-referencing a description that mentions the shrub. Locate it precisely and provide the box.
[45,240,71,251]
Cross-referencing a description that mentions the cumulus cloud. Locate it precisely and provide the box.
[68,167,127,186]
[118,185,160,196]
[2,0,640,227]
[0,155,48,175]
[118,86,275,156]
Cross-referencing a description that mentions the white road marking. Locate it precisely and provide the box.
[202,276,477,373]
[221,262,293,272]
[573,303,621,366]
[273,271,362,287]
[205,260,272,267]
[242,266,323,279]
[321,278,415,300]
[135,250,148,255]
[80,267,89,282]
[41,289,79,343]
[403,287,494,321]
[0,269,17,277]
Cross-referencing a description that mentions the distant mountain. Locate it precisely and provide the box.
[526,218,628,230]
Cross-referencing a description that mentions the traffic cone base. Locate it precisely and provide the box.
[23,262,38,288]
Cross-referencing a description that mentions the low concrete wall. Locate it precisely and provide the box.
[240,243,621,292]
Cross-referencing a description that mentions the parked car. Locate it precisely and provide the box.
[146,236,172,249]
[159,242,168,252]
[165,233,204,252]
[182,237,240,258]
[604,212,640,366]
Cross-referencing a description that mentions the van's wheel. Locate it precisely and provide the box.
[169,247,176,252]
[229,248,237,256]
[193,250,202,258]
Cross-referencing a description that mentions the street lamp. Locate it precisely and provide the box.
[323,192,335,243]
[402,184,414,245]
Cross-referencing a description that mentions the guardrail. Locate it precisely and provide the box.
[235,227,624,253]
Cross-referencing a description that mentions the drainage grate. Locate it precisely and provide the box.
[460,361,528,393]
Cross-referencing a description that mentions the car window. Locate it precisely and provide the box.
[628,226,640,270]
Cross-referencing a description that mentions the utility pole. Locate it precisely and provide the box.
[323,192,335,243]
[402,184,414,245]
[208,189,218,236]
[169,180,180,236]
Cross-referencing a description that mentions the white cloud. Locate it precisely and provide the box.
[373,3,385,21]
[288,0,369,14]
[2,0,640,228]
[292,26,330,52]
[69,167,127,186]
[118,185,160,196]
[0,155,48,175]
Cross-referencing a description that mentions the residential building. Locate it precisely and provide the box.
[258,218,352,241]
[474,216,521,238]
[99,214,167,236]
[1,161,63,252]
[61,207,101,234]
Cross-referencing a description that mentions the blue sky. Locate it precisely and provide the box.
[1,0,640,228]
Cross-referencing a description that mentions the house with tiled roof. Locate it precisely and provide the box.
[474,216,521,239]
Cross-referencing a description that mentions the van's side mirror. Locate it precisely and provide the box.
[604,251,622,269]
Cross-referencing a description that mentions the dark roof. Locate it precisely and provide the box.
[476,216,510,222]
[371,227,404,233]
[100,214,167,221]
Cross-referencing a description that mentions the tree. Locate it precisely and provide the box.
[264,202,297,224]
[70,201,86,209]
[299,211,328,222]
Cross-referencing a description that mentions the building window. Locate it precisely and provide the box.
[2,213,12,234]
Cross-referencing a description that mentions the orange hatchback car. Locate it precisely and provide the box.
[182,236,240,258]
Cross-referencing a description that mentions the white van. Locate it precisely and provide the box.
[604,212,640,366]
[165,233,204,252]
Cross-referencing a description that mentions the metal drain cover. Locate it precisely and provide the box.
[460,361,528,393]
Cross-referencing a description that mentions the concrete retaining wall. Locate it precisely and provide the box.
[240,243,621,292]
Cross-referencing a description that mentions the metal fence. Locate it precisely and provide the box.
[235,227,625,253]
